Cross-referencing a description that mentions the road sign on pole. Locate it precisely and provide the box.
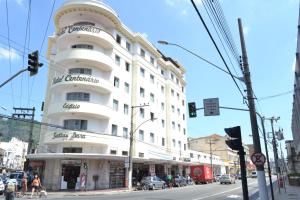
[203,98,220,116]
[251,153,266,167]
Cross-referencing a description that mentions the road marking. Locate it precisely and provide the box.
[227,194,241,199]
[191,182,256,200]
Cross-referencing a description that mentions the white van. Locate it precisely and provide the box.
[251,171,257,178]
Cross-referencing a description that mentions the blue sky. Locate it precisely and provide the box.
[0,0,298,157]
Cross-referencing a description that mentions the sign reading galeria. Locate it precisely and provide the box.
[52,131,86,140]
[52,74,100,85]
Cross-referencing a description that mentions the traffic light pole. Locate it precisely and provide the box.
[0,68,27,88]
[238,18,268,200]
[239,147,249,200]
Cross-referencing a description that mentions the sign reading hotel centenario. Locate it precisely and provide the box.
[52,74,100,85]
[52,131,86,140]
[57,24,101,36]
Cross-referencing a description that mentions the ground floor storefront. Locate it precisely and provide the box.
[27,155,192,191]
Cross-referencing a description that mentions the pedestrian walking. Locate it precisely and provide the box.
[30,174,42,199]
[21,175,27,196]
[5,179,16,200]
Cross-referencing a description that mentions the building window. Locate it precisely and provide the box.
[64,119,87,130]
[176,78,179,85]
[113,99,119,111]
[184,144,186,150]
[69,68,91,75]
[171,73,174,80]
[171,89,174,96]
[150,56,154,65]
[115,55,121,66]
[116,34,121,44]
[171,105,175,113]
[161,119,165,128]
[150,74,154,84]
[182,100,185,106]
[150,93,154,103]
[173,139,176,147]
[125,62,130,72]
[183,128,186,135]
[63,148,82,153]
[161,86,164,93]
[183,114,185,120]
[110,150,117,155]
[139,152,144,158]
[124,104,129,115]
[124,82,129,93]
[182,87,185,92]
[123,127,128,138]
[190,153,194,158]
[73,21,95,26]
[71,44,93,49]
[177,108,180,116]
[161,102,165,110]
[162,138,165,146]
[178,141,181,149]
[177,93,180,100]
[112,124,118,136]
[122,151,128,156]
[140,67,145,77]
[140,49,145,57]
[172,121,175,129]
[178,124,181,131]
[161,69,164,76]
[139,130,144,141]
[114,77,120,88]
[126,42,131,51]
[150,133,154,143]
[66,92,90,101]
[140,87,145,97]
[140,108,145,118]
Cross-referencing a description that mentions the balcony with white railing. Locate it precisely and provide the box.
[54,49,114,71]
[47,101,112,119]
[50,74,113,94]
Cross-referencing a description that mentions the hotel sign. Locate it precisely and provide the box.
[52,131,86,140]
[52,75,100,85]
[57,24,101,36]
[63,103,80,109]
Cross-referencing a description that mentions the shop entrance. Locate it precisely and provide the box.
[155,164,165,178]
[62,165,81,190]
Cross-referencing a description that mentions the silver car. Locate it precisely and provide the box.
[219,174,235,184]
[137,176,166,190]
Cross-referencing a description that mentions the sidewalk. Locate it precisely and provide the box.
[274,182,300,200]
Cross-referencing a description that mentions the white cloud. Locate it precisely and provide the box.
[0,47,20,61]
[140,33,148,38]
[292,58,296,72]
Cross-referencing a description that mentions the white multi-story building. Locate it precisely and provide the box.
[0,137,28,170]
[28,0,221,190]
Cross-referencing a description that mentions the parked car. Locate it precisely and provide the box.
[137,176,166,190]
[0,178,4,195]
[236,174,242,180]
[9,172,24,189]
[174,175,187,187]
[214,174,221,182]
[251,171,257,178]
[219,174,235,184]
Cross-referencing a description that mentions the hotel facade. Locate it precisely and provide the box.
[28,0,223,190]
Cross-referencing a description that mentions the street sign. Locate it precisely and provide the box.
[250,152,266,166]
[203,98,220,116]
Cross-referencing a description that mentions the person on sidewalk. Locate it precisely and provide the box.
[21,175,27,196]
[30,174,42,198]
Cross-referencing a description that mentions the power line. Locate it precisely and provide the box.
[5,0,15,106]
[257,90,293,101]
[190,0,246,101]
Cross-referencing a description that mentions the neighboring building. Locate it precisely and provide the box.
[27,0,194,190]
[290,2,300,173]
[286,140,300,173]
[188,134,250,174]
[0,137,28,170]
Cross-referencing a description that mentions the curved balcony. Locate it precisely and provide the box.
[47,101,111,119]
[55,49,113,71]
[50,74,113,94]
[57,25,115,49]
[43,130,129,146]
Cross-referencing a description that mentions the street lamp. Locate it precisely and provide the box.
[127,104,157,190]
[157,40,244,82]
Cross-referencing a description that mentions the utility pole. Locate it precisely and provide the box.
[266,116,281,193]
[12,107,35,154]
[238,18,269,200]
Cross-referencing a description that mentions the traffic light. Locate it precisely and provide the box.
[150,112,155,121]
[28,50,43,76]
[188,102,197,118]
[225,126,242,151]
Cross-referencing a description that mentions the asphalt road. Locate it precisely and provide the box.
[21,178,259,200]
